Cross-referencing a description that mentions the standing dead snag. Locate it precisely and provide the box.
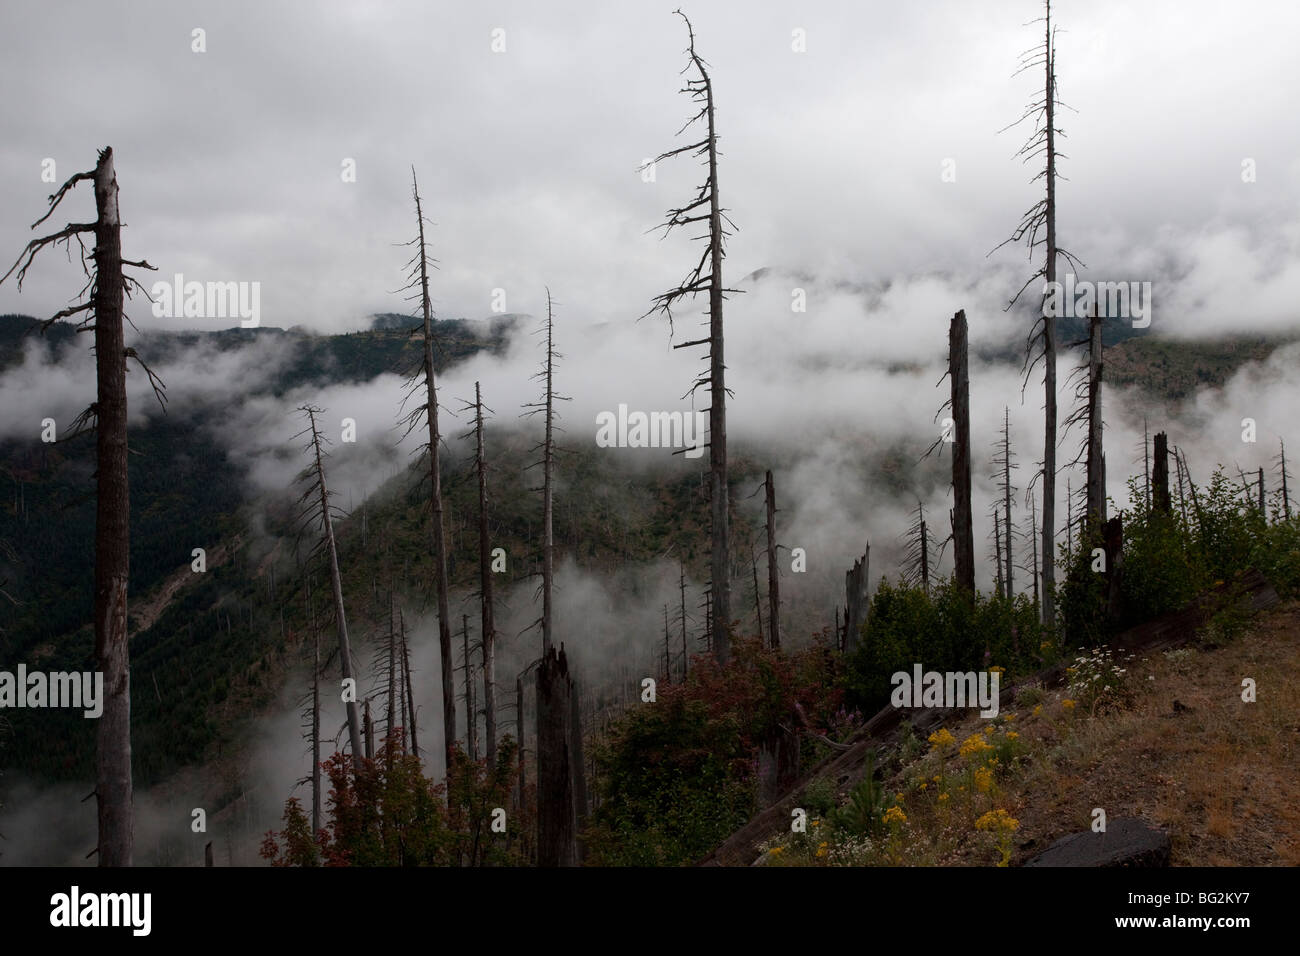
[994,407,1018,598]
[458,382,499,765]
[843,544,870,654]
[397,168,455,777]
[904,500,931,594]
[535,644,578,866]
[765,469,781,649]
[522,290,568,654]
[460,614,478,762]
[295,405,365,772]
[1152,431,1171,515]
[993,0,1083,629]
[1275,439,1292,520]
[1,147,163,867]
[949,311,975,596]
[643,9,742,664]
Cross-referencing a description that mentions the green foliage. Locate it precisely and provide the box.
[801,775,837,818]
[585,636,844,866]
[828,751,888,839]
[842,578,1044,716]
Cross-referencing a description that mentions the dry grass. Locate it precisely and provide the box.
[763,599,1300,866]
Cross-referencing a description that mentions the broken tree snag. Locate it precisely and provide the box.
[536,644,578,867]
[569,676,588,861]
[1085,305,1107,531]
[950,310,975,596]
[844,544,870,655]
[471,382,498,765]
[1152,431,1171,515]
[1104,515,1124,622]
[765,470,781,649]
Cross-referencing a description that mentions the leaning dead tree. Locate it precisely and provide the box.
[1,147,164,866]
[643,9,742,664]
[459,382,498,764]
[294,405,365,771]
[993,0,1083,628]
[397,168,455,777]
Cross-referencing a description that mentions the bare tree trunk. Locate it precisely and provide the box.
[408,170,455,777]
[1085,306,1106,531]
[679,562,689,679]
[309,590,322,835]
[461,614,477,763]
[515,674,525,807]
[1258,467,1266,515]
[994,512,1005,599]
[950,311,975,595]
[765,470,781,649]
[400,609,419,762]
[1143,417,1151,511]
[844,545,870,654]
[1002,407,1015,599]
[1152,431,1171,515]
[471,382,498,765]
[300,407,365,772]
[750,554,763,645]
[1040,0,1060,630]
[536,645,577,867]
[646,12,734,663]
[363,698,374,761]
[1280,440,1292,519]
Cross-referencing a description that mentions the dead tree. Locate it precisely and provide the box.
[993,406,1018,597]
[749,552,764,645]
[678,561,690,678]
[460,614,477,762]
[904,500,931,594]
[992,510,1005,598]
[458,381,499,764]
[400,608,419,761]
[1,147,165,866]
[1143,417,1152,511]
[643,9,742,663]
[765,469,781,649]
[1152,431,1171,515]
[536,644,578,866]
[993,0,1083,629]
[844,545,870,654]
[397,168,455,777]
[1258,467,1266,515]
[949,311,975,595]
[522,290,568,653]
[294,405,365,771]
[1276,439,1292,520]
[1064,305,1106,535]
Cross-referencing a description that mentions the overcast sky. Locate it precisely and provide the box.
[1,0,1297,339]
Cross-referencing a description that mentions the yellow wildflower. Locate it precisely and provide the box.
[973,765,993,793]
[883,806,907,825]
[938,793,950,803]
[1062,699,1076,711]
[1032,704,1042,718]
[983,724,996,736]
[769,846,784,855]
[975,809,1019,833]
[960,733,993,757]
[920,782,928,791]
[927,728,955,751]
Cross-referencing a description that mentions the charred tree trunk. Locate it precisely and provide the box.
[1152,431,1171,515]
[536,645,578,867]
[844,544,870,655]
[1085,306,1107,531]
[950,310,975,596]
[363,698,374,761]
[765,469,781,649]
[750,555,763,645]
